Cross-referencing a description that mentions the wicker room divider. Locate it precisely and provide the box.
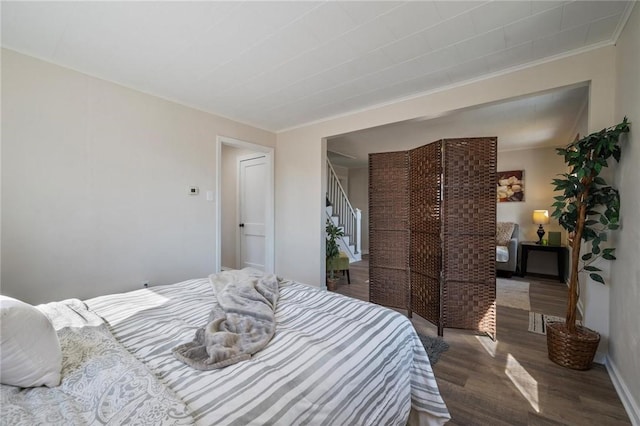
[369,138,497,338]
[409,142,442,332]
[368,151,410,311]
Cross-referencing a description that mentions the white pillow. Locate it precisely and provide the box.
[0,295,62,388]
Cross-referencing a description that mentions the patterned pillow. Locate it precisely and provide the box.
[496,222,516,246]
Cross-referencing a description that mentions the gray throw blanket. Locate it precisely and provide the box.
[173,269,279,370]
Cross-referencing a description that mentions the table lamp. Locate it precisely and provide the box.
[533,210,550,244]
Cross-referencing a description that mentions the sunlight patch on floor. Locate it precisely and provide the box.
[506,353,540,413]
[476,335,498,357]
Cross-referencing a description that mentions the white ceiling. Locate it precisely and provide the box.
[1,1,634,132]
[328,83,589,167]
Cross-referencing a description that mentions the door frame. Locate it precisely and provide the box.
[215,136,274,274]
[236,153,267,270]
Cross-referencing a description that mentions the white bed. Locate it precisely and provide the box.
[1,273,450,425]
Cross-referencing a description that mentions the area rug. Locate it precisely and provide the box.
[496,278,531,311]
[528,312,582,335]
[418,334,449,365]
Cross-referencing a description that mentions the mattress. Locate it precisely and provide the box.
[2,275,449,425]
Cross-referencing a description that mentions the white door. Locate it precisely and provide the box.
[238,155,267,271]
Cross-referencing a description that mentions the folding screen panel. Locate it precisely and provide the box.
[409,141,442,332]
[369,137,496,338]
[368,152,410,310]
[441,138,497,338]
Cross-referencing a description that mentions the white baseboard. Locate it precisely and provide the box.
[606,356,640,425]
[594,351,607,364]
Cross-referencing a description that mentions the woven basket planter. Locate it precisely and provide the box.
[546,322,600,370]
[326,278,339,292]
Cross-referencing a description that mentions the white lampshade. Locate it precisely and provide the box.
[532,210,550,225]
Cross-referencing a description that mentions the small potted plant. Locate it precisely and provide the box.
[326,219,345,291]
[548,117,630,370]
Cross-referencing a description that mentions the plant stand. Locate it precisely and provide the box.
[546,322,600,370]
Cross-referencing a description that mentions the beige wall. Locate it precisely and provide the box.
[1,49,275,304]
[347,167,368,254]
[497,147,567,275]
[277,46,617,288]
[611,4,640,421]
[220,145,259,269]
[332,164,349,197]
[575,97,589,139]
[275,136,325,286]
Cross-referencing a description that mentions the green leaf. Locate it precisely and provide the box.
[584,266,601,272]
[582,253,593,261]
[613,146,621,162]
[593,162,603,174]
[594,177,607,185]
[603,253,616,260]
[590,273,605,284]
[583,228,596,241]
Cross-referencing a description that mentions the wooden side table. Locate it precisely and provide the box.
[520,242,568,283]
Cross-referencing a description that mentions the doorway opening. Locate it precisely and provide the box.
[216,136,274,273]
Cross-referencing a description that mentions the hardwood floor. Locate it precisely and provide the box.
[333,257,630,425]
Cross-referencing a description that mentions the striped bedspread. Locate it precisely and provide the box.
[86,277,449,425]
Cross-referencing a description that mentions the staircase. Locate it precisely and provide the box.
[326,159,361,262]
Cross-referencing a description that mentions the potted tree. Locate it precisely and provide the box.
[326,219,345,291]
[548,117,630,370]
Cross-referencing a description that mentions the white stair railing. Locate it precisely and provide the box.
[327,159,360,255]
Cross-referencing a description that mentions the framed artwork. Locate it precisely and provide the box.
[497,170,524,202]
